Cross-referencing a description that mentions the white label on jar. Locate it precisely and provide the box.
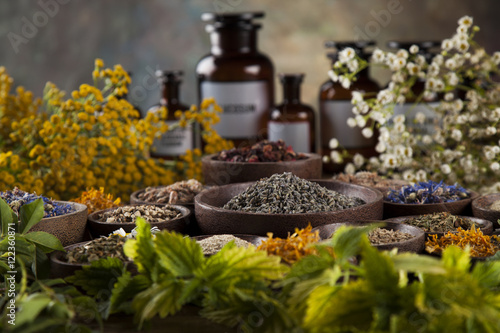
[320,100,372,149]
[268,121,310,153]
[151,121,193,157]
[201,81,269,139]
[392,102,440,136]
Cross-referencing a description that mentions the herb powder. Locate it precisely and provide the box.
[197,235,254,255]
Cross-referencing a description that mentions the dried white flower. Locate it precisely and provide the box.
[339,47,355,64]
[409,44,419,54]
[361,127,373,138]
[347,59,359,72]
[490,162,500,171]
[347,117,357,128]
[396,49,409,59]
[330,150,343,163]
[372,48,385,63]
[328,70,338,82]
[451,129,463,141]
[375,141,387,153]
[340,75,351,89]
[486,126,497,136]
[353,153,365,167]
[441,164,452,174]
[351,91,363,104]
[328,138,339,149]
[355,115,366,127]
[345,162,356,175]
[458,15,473,28]
[415,112,426,124]
[442,39,454,51]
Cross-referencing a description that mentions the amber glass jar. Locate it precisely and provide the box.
[196,12,274,148]
[387,41,441,137]
[147,70,192,159]
[267,74,315,153]
[319,41,379,173]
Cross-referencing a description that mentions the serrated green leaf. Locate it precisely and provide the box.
[0,197,15,237]
[14,294,52,326]
[471,260,500,289]
[154,231,204,277]
[32,246,50,279]
[441,245,471,272]
[325,224,380,264]
[24,231,64,253]
[19,198,44,234]
[123,217,157,278]
[391,253,446,275]
[109,271,149,317]
[66,257,125,297]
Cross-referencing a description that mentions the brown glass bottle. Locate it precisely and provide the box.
[319,41,379,174]
[196,12,274,148]
[387,41,441,137]
[267,74,315,153]
[148,70,192,159]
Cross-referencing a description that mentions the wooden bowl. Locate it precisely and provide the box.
[472,193,500,229]
[87,204,190,238]
[383,191,479,219]
[194,180,383,238]
[201,153,322,186]
[385,215,494,239]
[50,241,136,279]
[30,201,88,246]
[312,221,425,253]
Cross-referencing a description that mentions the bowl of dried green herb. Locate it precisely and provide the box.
[201,140,322,185]
[472,193,500,230]
[193,234,267,256]
[383,181,478,219]
[50,234,136,278]
[87,204,190,238]
[386,213,493,239]
[313,221,425,253]
[194,172,383,238]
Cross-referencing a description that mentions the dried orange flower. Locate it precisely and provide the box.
[71,187,121,213]
[257,224,320,265]
[425,226,500,257]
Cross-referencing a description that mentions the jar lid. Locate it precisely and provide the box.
[278,73,305,84]
[155,70,183,82]
[202,12,264,31]
[325,41,376,61]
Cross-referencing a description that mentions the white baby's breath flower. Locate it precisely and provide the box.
[444,92,454,101]
[369,157,380,168]
[361,127,373,138]
[340,75,351,89]
[345,162,356,175]
[492,146,500,154]
[330,150,343,163]
[455,40,470,53]
[355,115,366,127]
[446,72,459,86]
[445,58,457,70]
[485,150,496,160]
[396,95,406,104]
[433,54,444,66]
[406,62,420,75]
[390,57,407,71]
[453,99,464,112]
[486,126,497,136]
[329,138,339,149]
[375,141,386,153]
[403,169,415,182]
[328,70,338,82]
[441,164,452,174]
[377,89,394,105]
[456,25,468,35]
[394,114,405,125]
[372,48,385,63]
[353,153,365,167]
[339,47,355,64]
[428,62,440,76]
[395,123,406,133]
[357,101,369,114]
[347,59,359,72]
[415,112,426,124]
[458,15,473,28]
[493,52,500,65]
[322,155,330,163]
[112,228,127,237]
[396,49,409,59]
[383,154,398,168]
[493,108,500,120]
[441,39,454,51]
[490,162,500,171]
[351,91,363,104]
[434,79,445,92]
[415,169,427,182]
[451,128,463,141]
[409,44,419,54]
[391,72,406,83]
[347,117,357,128]
[415,54,426,66]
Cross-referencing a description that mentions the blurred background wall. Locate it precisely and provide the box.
[1,0,499,115]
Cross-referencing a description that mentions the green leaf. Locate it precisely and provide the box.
[325,224,379,264]
[391,253,446,275]
[441,245,471,272]
[66,257,125,298]
[15,294,53,327]
[0,197,16,237]
[32,247,50,279]
[19,198,45,234]
[154,231,205,278]
[123,217,157,278]
[24,231,64,253]
[109,271,150,317]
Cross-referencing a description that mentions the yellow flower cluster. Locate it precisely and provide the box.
[0,60,231,200]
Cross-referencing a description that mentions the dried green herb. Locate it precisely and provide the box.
[403,212,478,233]
[368,228,414,245]
[65,234,128,264]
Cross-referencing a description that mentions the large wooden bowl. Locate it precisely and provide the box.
[30,201,88,246]
[201,153,322,186]
[312,221,425,253]
[194,180,383,238]
[472,193,500,229]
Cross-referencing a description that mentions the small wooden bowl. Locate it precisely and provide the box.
[385,215,494,239]
[383,191,479,219]
[30,201,88,246]
[87,204,190,238]
[201,153,322,186]
[50,241,136,278]
[195,180,383,238]
[312,221,425,253]
[472,193,500,229]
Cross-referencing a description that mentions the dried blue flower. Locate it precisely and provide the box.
[0,187,73,218]
[386,180,469,204]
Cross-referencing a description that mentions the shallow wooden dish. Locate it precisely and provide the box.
[201,153,322,186]
[472,193,500,229]
[50,241,136,279]
[312,221,425,253]
[30,201,88,246]
[87,204,190,238]
[194,180,383,238]
[385,215,493,239]
[383,191,479,219]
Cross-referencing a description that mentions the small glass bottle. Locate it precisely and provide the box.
[147,70,193,159]
[268,73,315,153]
[319,41,379,173]
[196,12,274,147]
[387,41,441,137]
